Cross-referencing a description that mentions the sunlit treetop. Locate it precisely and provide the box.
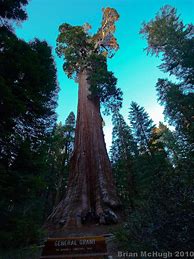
[93,7,120,58]
[140,5,194,56]
[56,7,120,78]
[140,5,194,89]
[56,7,122,114]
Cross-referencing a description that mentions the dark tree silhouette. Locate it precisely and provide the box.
[129,102,155,155]
[110,112,136,206]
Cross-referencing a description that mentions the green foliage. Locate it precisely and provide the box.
[0,2,61,249]
[114,5,194,252]
[56,23,93,79]
[0,140,47,249]
[0,112,75,250]
[111,104,194,253]
[113,128,182,251]
[1,2,193,253]
[111,113,137,163]
[140,5,194,89]
[0,0,29,24]
[156,79,194,147]
[87,54,122,114]
[116,166,194,252]
[0,26,58,164]
[45,113,75,210]
[129,102,155,154]
[110,113,137,205]
[141,5,194,153]
[151,122,183,165]
[56,8,122,114]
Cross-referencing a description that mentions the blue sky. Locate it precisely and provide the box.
[16,0,194,149]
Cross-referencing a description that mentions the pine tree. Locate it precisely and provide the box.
[0,138,49,249]
[116,6,194,252]
[110,113,137,205]
[156,79,194,150]
[151,122,181,164]
[140,5,194,153]
[140,5,194,90]
[0,29,58,165]
[111,112,137,163]
[51,112,75,207]
[129,102,155,155]
[0,0,59,249]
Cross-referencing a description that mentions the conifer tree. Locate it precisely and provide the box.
[47,8,122,227]
[0,138,49,249]
[0,30,58,164]
[129,102,155,155]
[140,5,194,90]
[111,113,137,163]
[116,6,194,252]
[0,1,59,248]
[140,5,194,152]
[110,113,137,205]
[51,112,75,207]
[156,79,194,149]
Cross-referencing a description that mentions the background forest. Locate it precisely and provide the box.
[0,0,194,256]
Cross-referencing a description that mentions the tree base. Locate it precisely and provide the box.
[45,208,120,231]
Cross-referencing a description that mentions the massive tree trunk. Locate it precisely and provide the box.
[46,70,120,228]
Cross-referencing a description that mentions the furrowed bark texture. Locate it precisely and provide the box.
[47,70,120,228]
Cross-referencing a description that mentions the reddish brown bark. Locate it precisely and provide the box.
[46,70,120,228]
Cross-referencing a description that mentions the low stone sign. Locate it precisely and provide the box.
[40,236,107,258]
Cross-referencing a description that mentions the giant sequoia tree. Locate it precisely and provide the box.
[47,8,122,227]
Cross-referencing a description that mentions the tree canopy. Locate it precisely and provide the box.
[0,0,29,27]
[56,8,122,114]
[0,2,60,251]
[114,5,194,253]
[140,5,194,89]
[0,27,59,164]
[140,5,194,151]
[129,102,155,155]
[1,2,194,255]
